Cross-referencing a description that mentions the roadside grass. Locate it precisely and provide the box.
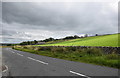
[0,46,14,48]
[35,34,119,47]
[13,46,120,69]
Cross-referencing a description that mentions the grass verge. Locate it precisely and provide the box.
[13,46,120,69]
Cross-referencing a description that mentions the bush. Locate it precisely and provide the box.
[51,47,69,53]
[66,47,76,52]
[106,54,119,60]
[32,47,41,51]
[23,46,28,49]
[38,47,52,51]
[84,48,103,56]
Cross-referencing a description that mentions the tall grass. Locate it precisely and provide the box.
[13,46,120,68]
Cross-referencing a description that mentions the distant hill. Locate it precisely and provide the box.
[36,34,119,47]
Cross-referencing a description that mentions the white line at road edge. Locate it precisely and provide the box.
[2,65,8,72]
[17,53,23,56]
[70,71,90,78]
[27,57,48,65]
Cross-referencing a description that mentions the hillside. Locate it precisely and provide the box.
[36,34,119,47]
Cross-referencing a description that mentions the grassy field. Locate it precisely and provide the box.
[36,34,119,47]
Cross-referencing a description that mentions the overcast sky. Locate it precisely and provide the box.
[1,2,118,43]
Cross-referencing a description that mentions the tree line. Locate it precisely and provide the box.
[19,34,99,45]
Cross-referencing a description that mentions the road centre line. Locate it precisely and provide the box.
[70,71,90,78]
[27,57,48,65]
[17,53,23,56]
[35,59,48,65]
[9,50,15,53]
[6,49,14,53]
[27,57,36,60]
[11,51,15,53]
[8,48,90,77]
[9,49,48,65]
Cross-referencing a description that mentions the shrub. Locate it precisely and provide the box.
[72,52,83,57]
[65,47,76,52]
[33,47,41,51]
[23,46,28,49]
[106,54,119,60]
[39,47,52,51]
[51,47,67,53]
[75,48,84,53]
[84,48,103,56]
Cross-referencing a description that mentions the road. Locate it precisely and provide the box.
[2,48,119,77]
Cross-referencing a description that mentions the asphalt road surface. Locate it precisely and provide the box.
[2,48,119,77]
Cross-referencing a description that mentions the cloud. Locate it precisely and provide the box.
[1,2,118,43]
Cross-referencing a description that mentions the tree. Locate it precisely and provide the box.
[84,34,88,37]
[74,35,80,39]
[49,37,54,41]
[43,37,54,42]
[27,41,30,45]
[63,36,74,40]
[95,34,98,36]
[34,40,38,44]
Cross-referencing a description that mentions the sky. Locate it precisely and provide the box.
[1,1,118,43]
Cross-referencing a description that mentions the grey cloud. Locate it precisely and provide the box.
[3,2,117,29]
[1,2,118,43]
[2,29,16,36]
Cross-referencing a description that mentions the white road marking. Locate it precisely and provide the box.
[35,60,48,65]
[27,57,48,65]
[27,57,36,60]
[70,71,90,78]
[17,53,23,56]
[11,52,15,53]
[7,49,15,53]
[8,49,48,65]
[2,65,8,72]
[11,51,15,53]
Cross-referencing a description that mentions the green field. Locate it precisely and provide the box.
[36,34,119,47]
